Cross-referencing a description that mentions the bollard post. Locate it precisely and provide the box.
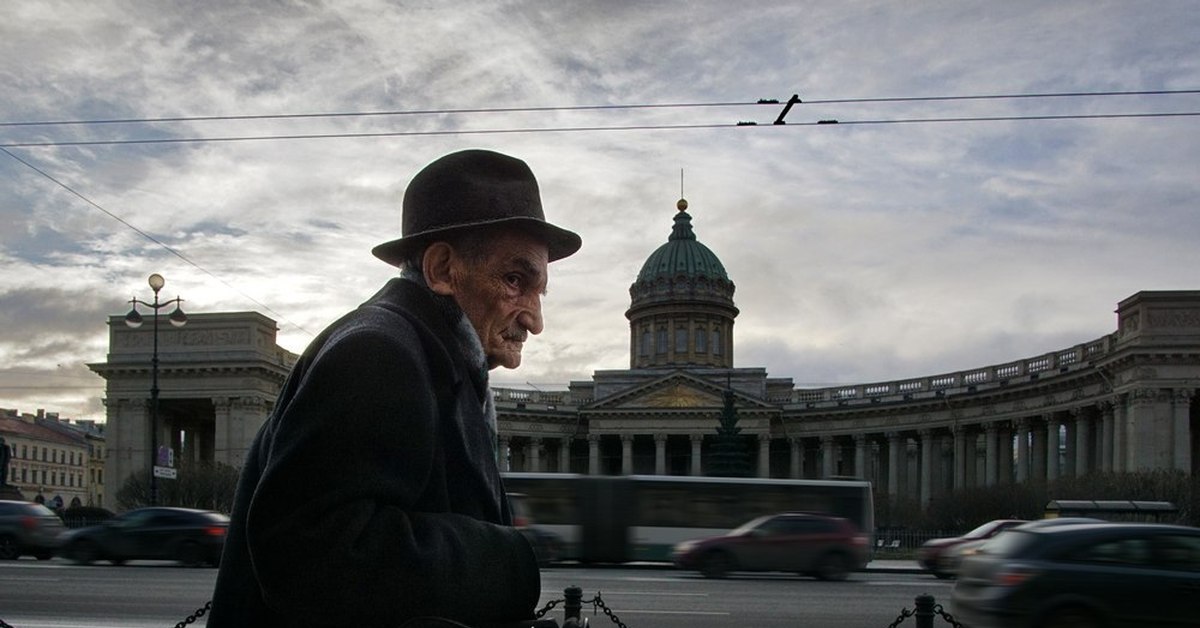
[563,585,583,626]
[914,594,935,628]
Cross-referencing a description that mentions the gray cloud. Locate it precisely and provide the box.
[2,1,1198,420]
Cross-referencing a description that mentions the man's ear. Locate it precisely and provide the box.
[422,242,457,296]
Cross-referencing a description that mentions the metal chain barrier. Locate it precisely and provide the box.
[931,601,965,628]
[585,592,627,628]
[534,597,565,619]
[173,601,211,628]
[0,587,969,628]
[885,607,915,628]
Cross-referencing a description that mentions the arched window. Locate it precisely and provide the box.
[656,328,668,354]
[712,328,723,356]
[695,327,708,353]
[640,330,651,356]
[675,327,688,353]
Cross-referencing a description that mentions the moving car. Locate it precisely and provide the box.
[918,518,1026,579]
[938,518,1104,577]
[0,499,67,560]
[61,506,229,567]
[507,492,564,566]
[671,512,869,580]
[952,522,1200,628]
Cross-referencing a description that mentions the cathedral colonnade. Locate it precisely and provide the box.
[495,291,1200,506]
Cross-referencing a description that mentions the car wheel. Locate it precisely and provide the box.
[932,570,953,580]
[34,551,53,560]
[1039,606,1102,628]
[814,552,850,581]
[176,541,205,567]
[0,535,19,560]
[68,540,99,565]
[700,551,734,579]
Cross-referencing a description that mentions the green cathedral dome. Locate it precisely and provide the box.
[635,209,729,283]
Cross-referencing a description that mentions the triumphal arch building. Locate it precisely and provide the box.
[91,201,1200,509]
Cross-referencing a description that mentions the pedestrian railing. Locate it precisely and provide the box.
[0,589,966,628]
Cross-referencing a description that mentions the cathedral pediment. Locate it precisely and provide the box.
[586,371,775,411]
[630,382,723,408]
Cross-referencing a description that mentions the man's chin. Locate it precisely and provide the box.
[488,353,523,370]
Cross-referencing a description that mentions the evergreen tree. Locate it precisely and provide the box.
[706,389,752,477]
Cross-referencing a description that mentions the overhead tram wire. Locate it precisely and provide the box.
[0,146,316,338]
[0,99,771,127]
[1,88,1196,128]
[2,111,1198,148]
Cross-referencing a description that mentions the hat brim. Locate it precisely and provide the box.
[372,216,582,266]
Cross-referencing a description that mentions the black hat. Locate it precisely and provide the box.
[372,149,582,265]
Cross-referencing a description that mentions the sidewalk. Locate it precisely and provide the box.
[864,559,924,574]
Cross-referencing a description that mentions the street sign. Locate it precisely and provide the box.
[153,465,177,479]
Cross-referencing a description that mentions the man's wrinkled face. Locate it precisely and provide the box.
[451,230,549,370]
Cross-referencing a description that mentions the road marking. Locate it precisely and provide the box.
[613,609,732,616]
[0,575,60,582]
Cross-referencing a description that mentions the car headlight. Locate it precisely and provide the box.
[673,541,696,554]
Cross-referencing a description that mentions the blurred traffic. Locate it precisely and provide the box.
[671,512,869,579]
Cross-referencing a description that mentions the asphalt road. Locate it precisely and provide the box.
[0,559,948,628]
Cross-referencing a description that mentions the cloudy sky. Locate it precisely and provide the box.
[2,1,1197,422]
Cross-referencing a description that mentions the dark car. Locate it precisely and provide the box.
[61,506,229,567]
[918,519,1026,579]
[951,522,1200,628]
[939,518,1105,577]
[0,499,67,560]
[671,512,869,580]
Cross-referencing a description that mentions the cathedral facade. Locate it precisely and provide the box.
[492,201,1200,507]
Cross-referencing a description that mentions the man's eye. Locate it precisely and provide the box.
[505,274,523,287]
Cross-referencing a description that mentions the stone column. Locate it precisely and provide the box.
[1063,414,1077,477]
[952,426,967,490]
[1113,394,1128,472]
[984,424,998,486]
[1100,401,1115,472]
[887,432,903,498]
[499,436,511,472]
[559,437,571,473]
[690,434,703,476]
[821,436,835,478]
[1031,420,1046,481]
[1173,389,1194,472]
[212,397,233,466]
[528,438,541,473]
[853,434,868,479]
[621,435,633,475]
[919,429,934,508]
[1074,408,1091,477]
[587,434,600,475]
[998,423,1014,484]
[1045,415,1060,482]
[1015,418,1029,483]
[789,437,803,479]
[654,433,667,476]
[758,434,771,478]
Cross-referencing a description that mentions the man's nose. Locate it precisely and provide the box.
[518,296,544,336]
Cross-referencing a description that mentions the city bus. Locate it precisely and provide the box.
[502,472,874,563]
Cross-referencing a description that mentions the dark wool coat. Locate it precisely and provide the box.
[208,279,540,627]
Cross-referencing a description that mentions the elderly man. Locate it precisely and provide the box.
[209,150,581,628]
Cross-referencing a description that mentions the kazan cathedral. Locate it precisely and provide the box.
[489,200,1200,507]
[92,200,1200,510]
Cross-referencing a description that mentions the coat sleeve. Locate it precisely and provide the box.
[243,319,541,626]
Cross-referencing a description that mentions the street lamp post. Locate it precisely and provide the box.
[124,273,187,506]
